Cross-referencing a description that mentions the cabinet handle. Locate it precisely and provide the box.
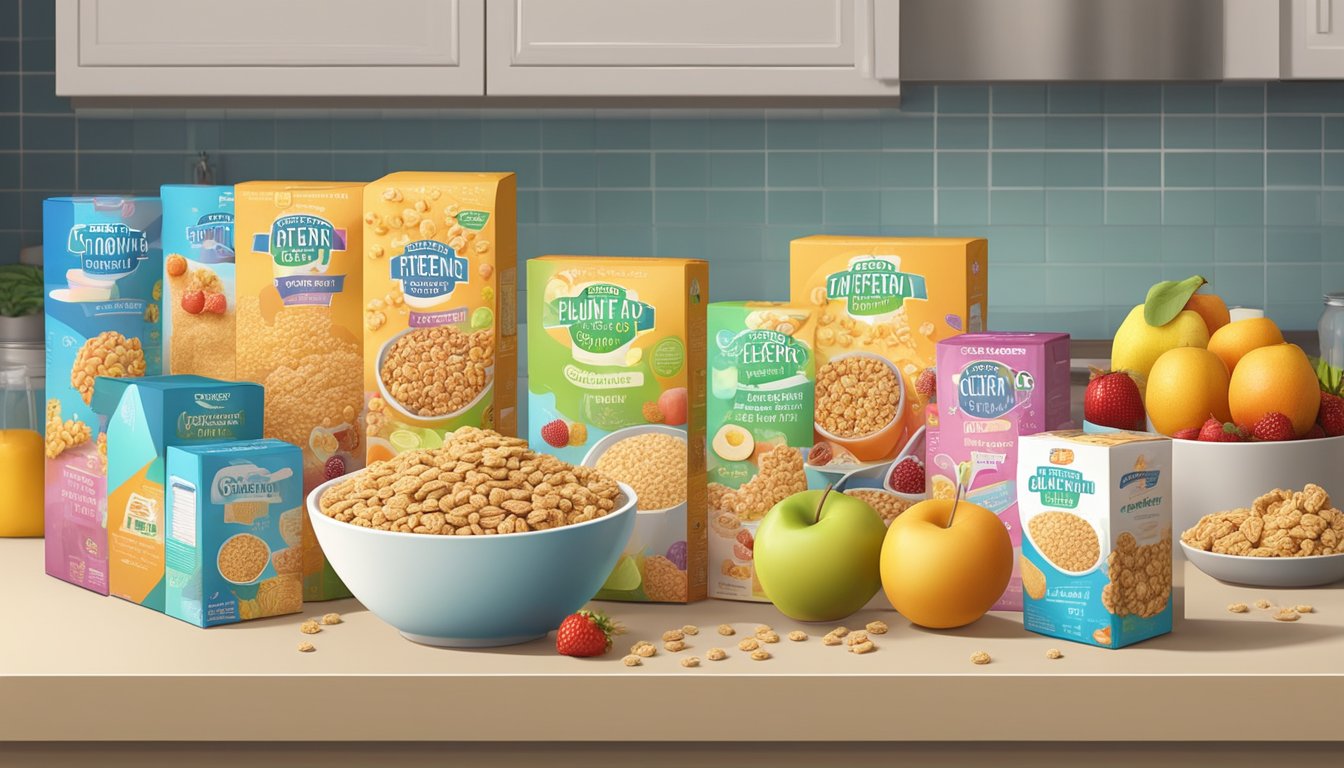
[1320,0,1333,34]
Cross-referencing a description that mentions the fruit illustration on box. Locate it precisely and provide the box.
[753,489,888,622]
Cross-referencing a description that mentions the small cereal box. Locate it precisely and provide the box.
[43,195,163,594]
[527,256,709,603]
[235,181,365,601]
[1018,430,1173,649]
[94,375,265,611]
[161,184,236,378]
[706,302,815,601]
[933,332,1072,611]
[362,172,518,461]
[789,236,987,467]
[165,439,304,627]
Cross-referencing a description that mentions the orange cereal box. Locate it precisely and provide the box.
[362,172,518,461]
[235,181,365,601]
[789,236,987,466]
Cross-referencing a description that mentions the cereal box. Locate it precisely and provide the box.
[235,181,364,601]
[362,172,518,461]
[93,375,264,611]
[527,257,708,603]
[1018,430,1173,648]
[161,185,236,378]
[165,439,304,627]
[43,196,163,594]
[706,302,815,601]
[932,332,1072,611]
[789,236,987,467]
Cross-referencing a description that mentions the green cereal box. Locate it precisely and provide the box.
[165,439,304,627]
[527,256,709,603]
[706,302,816,601]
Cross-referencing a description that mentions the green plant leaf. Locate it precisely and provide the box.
[1312,356,1344,396]
[1144,275,1207,327]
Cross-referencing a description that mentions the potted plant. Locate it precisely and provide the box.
[0,265,43,343]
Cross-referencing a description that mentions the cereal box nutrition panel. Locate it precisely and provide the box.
[706,302,816,602]
[235,181,364,601]
[931,332,1072,611]
[92,375,264,612]
[43,196,163,594]
[527,256,708,603]
[362,172,518,464]
[1018,430,1173,649]
[161,185,236,379]
[165,439,304,627]
[789,236,988,467]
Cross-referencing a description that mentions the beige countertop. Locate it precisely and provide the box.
[2,538,1341,748]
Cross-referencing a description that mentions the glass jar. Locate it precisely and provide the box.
[1319,293,1344,372]
[0,364,43,537]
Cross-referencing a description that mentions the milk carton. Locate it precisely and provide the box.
[1018,430,1173,648]
[932,332,1071,610]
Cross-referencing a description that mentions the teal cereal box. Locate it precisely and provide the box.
[162,184,236,379]
[1018,430,1173,649]
[165,439,304,627]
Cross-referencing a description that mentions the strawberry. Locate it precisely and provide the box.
[1084,369,1146,432]
[1305,423,1327,440]
[915,368,937,398]
[203,292,227,314]
[540,419,569,448]
[181,290,205,315]
[1172,426,1201,441]
[1197,418,1246,443]
[324,455,346,480]
[555,610,621,657]
[1317,392,1344,437]
[1251,412,1296,442]
[888,457,926,495]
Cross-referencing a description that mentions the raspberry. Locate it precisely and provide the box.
[181,290,205,315]
[888,457,926,494]
[203,292,227,314]
[324,455,346,480]
[915,368,936,397]
[540,419,569,448]
[1317,392,1344,436]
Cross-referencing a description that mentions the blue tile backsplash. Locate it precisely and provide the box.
[3,0,1343,338]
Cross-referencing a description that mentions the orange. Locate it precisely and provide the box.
[1184,293,1230,336]
[1207,317,1284,375]
[1145,347,1231,436]
[1228,344,1320,437]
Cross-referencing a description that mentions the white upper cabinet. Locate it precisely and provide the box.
[56,0,486,97]
[1283,0,1344,77]
[485,0,900,97]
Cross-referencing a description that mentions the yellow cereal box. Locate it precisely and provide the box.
[362,172,518,461]
[235,181,365,601]
[789,236,988,466]
[527,256,709,603]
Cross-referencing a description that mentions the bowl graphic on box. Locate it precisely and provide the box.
[374,325,495,429]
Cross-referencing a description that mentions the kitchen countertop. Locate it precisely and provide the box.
[2,538,1341,764]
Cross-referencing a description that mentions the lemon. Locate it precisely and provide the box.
[390,429,421,452]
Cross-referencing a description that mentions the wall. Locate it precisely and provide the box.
[3,0,1343,337]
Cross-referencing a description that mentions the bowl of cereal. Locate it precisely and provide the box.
[813,352,909,464]
[374,325,495,427]
[1020,508,1106,576]
[307,428,637,647]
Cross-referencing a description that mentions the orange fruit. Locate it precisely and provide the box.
[1207,317,1283,375]
[1228,344,1320,437]
[1183,293,1230,336]
[1144,347,1231,436]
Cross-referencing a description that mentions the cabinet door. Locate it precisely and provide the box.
[1284,0,1344,77]
[57,0,485,97]
[486,0,900,97]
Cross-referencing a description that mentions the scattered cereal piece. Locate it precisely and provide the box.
[297,642,315,653]
[299,620,321,635]
[662,629,685,642]
[754,624,773,634]
[664,639,687,652]
[850,640,876,654]
[707,648,727,661]
[830,626,850,638]
[738,638,760,652]
[1227,602,1250,614]
[717,624,736,636]
[822,633,843,646]
[750,649,771,661]
[682,624,700,636]
[622,655,642,667]
[1295,604,1314,614]
[845,631,869,647]
[971,651,992,665]
[1046,648,1063,659]
[1255,599,1273,609]
[681,657,701,668]
[1273,608,1300,622]
[758,630,781,644]
[320,612,342,625]
[631,641,657,658]
[788,630,808,642]
[865,620,889,635]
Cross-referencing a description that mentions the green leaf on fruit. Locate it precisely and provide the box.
[1312,356,1344,396]
[1143,275,1207,328]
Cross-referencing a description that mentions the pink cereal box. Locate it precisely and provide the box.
[931,332,1071,610]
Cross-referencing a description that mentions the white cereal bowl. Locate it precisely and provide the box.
[581,424,687,554]
[307,474,637,647]
[1180,542,1344,588]
[374,326,495,427]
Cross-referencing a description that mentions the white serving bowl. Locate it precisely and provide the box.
[374,326,495,427]
[582,424,687,554]
[1180,542,1344,588]
[307,474,637,647]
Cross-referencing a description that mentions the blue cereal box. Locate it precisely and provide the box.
[93,375,265,611]
[165,440,305,627]
[1018,430,1173,649]
[161,185,236,378]
[43,196,162,594]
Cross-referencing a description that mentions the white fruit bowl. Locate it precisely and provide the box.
[1180,542,1344,588]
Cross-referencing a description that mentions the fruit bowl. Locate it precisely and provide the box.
[1180,542,1344,587]
[307,474,637,647]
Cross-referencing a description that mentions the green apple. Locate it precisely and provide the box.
[754,489,888,622]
